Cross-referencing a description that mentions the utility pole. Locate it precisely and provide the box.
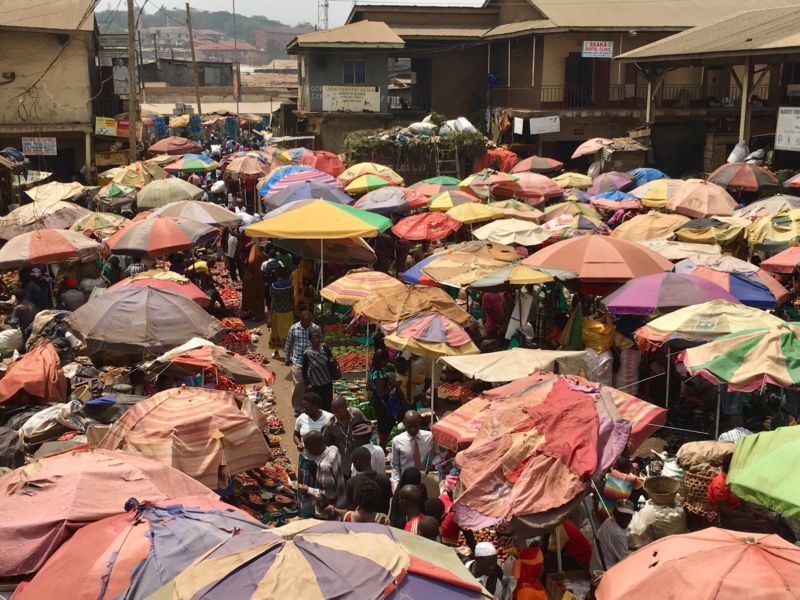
[232,0,241,122]
[186,3,203,116]
[126,0,138,163]
[153,33,160,81]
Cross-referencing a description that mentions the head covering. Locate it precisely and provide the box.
[187,260,209,274]
[64,276,79,288]
[615,499,635,515]
[352,421,373,437]
[474,541,497,558]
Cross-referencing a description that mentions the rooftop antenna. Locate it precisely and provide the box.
[318,0,329,30]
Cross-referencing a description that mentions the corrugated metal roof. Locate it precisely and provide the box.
[391,25,489,38]
[140,102,281,116]
[294,20,404,48]
[534,0,800,29]
[482,19,557,38]
[0,0,95,31]
[617,5,800,60]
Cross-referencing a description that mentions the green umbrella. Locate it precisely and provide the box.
[728,427,800,518]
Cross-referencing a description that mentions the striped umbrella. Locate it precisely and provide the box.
[392,212,462,241]
[344,173,396,195]
[268,169,341,194]
[707,162,779,192]
[257,165,316,196]
[105,215,217,257]
[150,200,242,228]
[263,145,293,165]
[428,190,479,211]
[264,181,352,211]
[321,269,406,305]
[387,311,480,359]
[409,178,460,198]
[510,155,564,174]
[98,387,270,488]
[246,199,391,239]
[0,229,101,269]
[70,212,129,237]
[152,520,490,600]
[630,178,684,208]
[681,324,800,391]
[164,153,219,173]
[552,172,592,189]
[136,178,204,209]
[111,272,211,307]
[338,162,404,185]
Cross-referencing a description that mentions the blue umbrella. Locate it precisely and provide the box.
[263,181,352,210]
[629,167,667,186]
[257,165,315,196]
[594,190,636,201]
[402,253,440,285]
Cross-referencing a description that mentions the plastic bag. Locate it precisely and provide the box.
[727,140,749,164]
[581,318,615,354]
[407,122,437,135]
[455,117,477,134]
[629,500,687,541]
[0,329,23,352]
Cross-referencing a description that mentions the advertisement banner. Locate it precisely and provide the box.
[95,117,118,136]
[21,137,57,156]
[95,150,130,167]
[529,115,561,135]
[322,85,381,112]
[775,106,800,152]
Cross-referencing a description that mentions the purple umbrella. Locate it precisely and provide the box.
[588,171,635,195]
[601,272,739,315]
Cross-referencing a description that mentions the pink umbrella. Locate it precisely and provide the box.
[110,276,211,307]
[300,150,345,177]
[268,169,341,193]
[392,212,462,241]
[571,137,613,158]
[761,246,800,274]
[493,172,563,204]
[587,171,635,195]
[395,311,472,346]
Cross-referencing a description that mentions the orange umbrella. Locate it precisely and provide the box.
[493,171,563,204]
[224,155,270,179]
[666,179,737,218]
[148,136,202,155]
[110,273,211,307]
[597,527,800,599]
[300,150,345,177]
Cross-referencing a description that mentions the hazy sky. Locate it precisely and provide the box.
[100,0,484,28]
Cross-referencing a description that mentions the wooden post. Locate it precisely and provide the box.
[186,3,203,116]
[126,0,138,163]
[739,55,752,143]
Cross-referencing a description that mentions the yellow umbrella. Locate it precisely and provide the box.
[469,263,554,288]
[343,174,395,195]
[320,269,405,306]
[446,203,503,224]
[428,190,478,212]
[630,178,684,209]
[610,212,691,242]
[113,161,169,189]
[338,162,404,185]
[552,172,592,189]
[245,200,391,239]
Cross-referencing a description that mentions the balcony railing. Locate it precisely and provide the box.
[491,84,773,111]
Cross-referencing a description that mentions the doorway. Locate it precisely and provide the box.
[565,52,593,107]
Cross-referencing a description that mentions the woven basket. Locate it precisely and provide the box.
[684,470,718,518]
[644,476,680,506]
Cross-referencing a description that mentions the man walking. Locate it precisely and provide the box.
[285,310,322,415]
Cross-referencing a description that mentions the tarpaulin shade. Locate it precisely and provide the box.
[707,162,779,192]
[0,343,66,405]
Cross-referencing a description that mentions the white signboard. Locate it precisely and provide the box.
[21,137,57,156]
[322,85,380,112]
[775,106,800,152]
[582,41,614,58]
[529,115,561,135]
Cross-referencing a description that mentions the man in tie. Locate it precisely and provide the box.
[390,410,435,491]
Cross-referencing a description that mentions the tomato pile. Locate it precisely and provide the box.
[335,350,369,373]
[220,331,252,354]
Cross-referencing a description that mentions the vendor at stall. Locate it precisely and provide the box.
[590,500,634,575]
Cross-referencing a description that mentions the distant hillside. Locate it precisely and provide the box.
[96,7,311,41]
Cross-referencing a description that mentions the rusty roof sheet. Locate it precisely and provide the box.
[0,0,95,31]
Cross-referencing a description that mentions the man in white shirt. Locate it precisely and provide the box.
[352,421,386,475]
[390,410,434,490]
[466,542,508,600]
[590,499,634,574]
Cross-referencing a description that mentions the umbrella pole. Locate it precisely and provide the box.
[555,525,563,573]
[715,384,722,439]
[665,349,671,410]
[365,321,370,402]
[430,358,435,419]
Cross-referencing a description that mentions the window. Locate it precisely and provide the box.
[343,59,366,84]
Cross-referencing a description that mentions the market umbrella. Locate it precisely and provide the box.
[136,178,204,209]
[432,371,664,454]
[734,194,800,219]
[629,178,684,208]
[675,254,789,308]
[446,203,503,224]
[761,246,800,273]
[246,199,391,239]
[338,162,404,185]
[523,234,673,284]
[268,169,342,194]
[468,263,555,288]
[385,311,480,361]
[299,149,345,177]
[70,211,129,237]
[587,171,635,195]
[257,165,315,196]
[0,200,92,240]
[392,212,462,241]
[563,187,591,203]
[590,190,642,211]
[344,173,396,195]
[707,162,779,192]
[428,190,479,211]
[421,251,509,288]
[147,153,179,166]
[164,153,219,173]
[67,286,225,353]
[680,324,800,392]
[224,155,270,179]
[0,449,214,576]
[493,171,563,204]
[453,376,630,532]
[571,137,613,158]
[511,155,563,175]
[673,216,749,250]
[148,337,275,385]
[541,214,608,241]
[24,181,91,204]
[148,136,202,155]
[264,181,351,210]
[410,176,461,197]
[113,161,169,189]
[354,285,472,326]
[14,497,264,600]
[148,519,490,600]
[633,299,784,350]
[542,201,602,222]
[219,151,269,171]
[0,342,67,405]
[0,228,101,269]
[666,179,737,218]
[596,527,800,600]
[746,209,800,255]
[262,145,293,165]
[96,182,137,208]
[610,212,690,242]
[273,237,376,265]
[728,427,800,519]
[149,200,242,228]
[472,218,549,246]
[98,387,270,488]
[353,186,428,214]
[601,272,739,315]
[628,167,667,186]
[321,269,405,305]
[110,270,211,307]
[459,169,517,199]
[552,172,592,189]
[105,215,217,257]
[784,173,800,189]
[636,239,722,261]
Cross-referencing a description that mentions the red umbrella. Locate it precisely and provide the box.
[494,172,563,204]
[110,275,211,307]
[511,155,564,174]
[707,162,779,192]
[0,229,101,270]
[392,212,462,241]
[148,136,202,156]
[105,216,217,257]
[300,150,345,177]
[151,341,275,385]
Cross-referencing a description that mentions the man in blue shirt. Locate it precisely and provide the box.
[285,310,322,416]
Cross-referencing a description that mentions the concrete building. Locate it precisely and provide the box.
[141,58,234,88]
[0,0,98,181]
[194,39,265,66]
[142,26,224,50]
[253,25,314,60]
